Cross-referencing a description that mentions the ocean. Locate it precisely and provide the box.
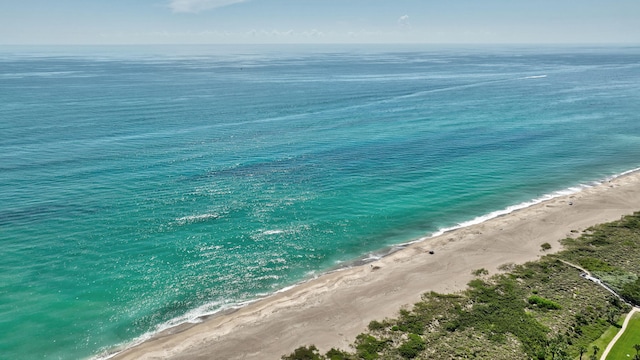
[1,44,639,359]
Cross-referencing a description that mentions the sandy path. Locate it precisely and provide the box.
[109,171,640,360]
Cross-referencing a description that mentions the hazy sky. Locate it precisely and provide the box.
[1,0,639,45]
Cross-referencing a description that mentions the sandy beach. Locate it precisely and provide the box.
[110,171,640,360]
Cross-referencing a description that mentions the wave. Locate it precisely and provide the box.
[135,74,546,135]
[262,229,285,235]
[0,71,87,79]
[174,213,219,225]
[523,75,548,79]
[422,167,640,241]
[92,298,259,360]
[425,186,587,240]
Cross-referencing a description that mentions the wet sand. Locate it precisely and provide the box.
[110,171,640,360]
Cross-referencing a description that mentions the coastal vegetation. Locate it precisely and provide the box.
[282,212,640,360]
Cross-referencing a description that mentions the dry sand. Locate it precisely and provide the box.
[110,171,640,360]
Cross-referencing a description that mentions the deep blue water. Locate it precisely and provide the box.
[1,45,640,359]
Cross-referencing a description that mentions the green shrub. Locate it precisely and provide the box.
[354,334,389,360]
[454,277,550,357]
[618,212,640,229]
[444,320,460,332]
[282,345,324,360]
[396,309,426,335]
[398,334,426,359]
[472,268,489,276]
[620,278,640,306]
[527,295,562,310]
[577,257,615,272]
[368,320,385,331]
[325,348,351,360]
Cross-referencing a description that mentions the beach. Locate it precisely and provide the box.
[109,170,640,360]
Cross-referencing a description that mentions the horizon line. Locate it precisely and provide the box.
[1,42,639,47]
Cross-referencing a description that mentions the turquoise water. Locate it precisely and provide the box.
[1,45,640,359]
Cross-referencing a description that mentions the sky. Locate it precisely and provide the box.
[1,0,639,45]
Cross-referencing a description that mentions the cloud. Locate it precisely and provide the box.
[398,14,410,27]
[169,0,247,13]
[301,29,325,37]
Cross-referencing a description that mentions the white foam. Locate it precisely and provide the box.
[0,71,81,78]
[611,166,640,179]
[425,184,590,240]
[275,285,297,294]
[92,299,258,360]
[424,168,640,241]
[361,254,382,262]
[175,213,219,225]
[262,229,285,235]
[523,75,548,79]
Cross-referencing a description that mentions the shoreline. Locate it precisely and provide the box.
[106,169,640,360]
